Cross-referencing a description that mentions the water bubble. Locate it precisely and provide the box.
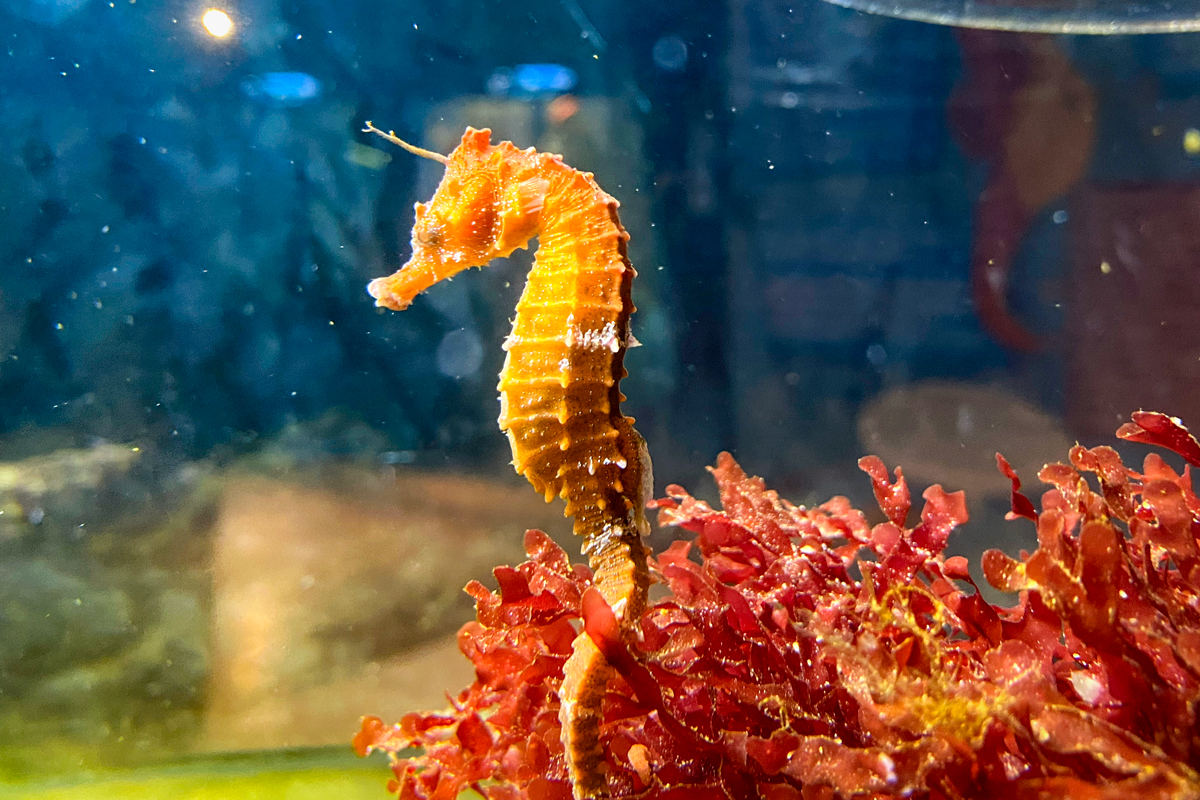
[436,328,484,379]
[652,35,688,72]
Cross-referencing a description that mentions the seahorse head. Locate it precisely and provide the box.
[369,127,549,311]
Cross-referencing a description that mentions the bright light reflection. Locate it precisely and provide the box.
[202,8,233,37]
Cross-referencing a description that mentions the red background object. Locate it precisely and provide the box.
[1068,184,1200,438]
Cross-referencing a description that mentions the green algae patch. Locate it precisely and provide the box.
[0,768,385,800]
[0,747,393,800]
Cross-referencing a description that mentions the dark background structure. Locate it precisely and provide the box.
[4,0,1200,486]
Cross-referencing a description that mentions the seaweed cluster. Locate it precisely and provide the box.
[355,411,1200,799]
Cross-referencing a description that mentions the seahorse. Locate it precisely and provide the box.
[364,123,651,800]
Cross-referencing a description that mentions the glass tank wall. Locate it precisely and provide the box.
[1,0,1199,795]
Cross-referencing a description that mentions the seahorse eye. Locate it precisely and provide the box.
[414,224,442,248]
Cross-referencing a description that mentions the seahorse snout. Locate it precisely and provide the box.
[366,276,411,311]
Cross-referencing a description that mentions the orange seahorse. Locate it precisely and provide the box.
[364,123,651,800]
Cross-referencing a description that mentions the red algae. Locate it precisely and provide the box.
[357,415,1200,800]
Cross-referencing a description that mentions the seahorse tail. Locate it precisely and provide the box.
[560,632,611,800]
[561,520,649,800]
[584,519,650,624]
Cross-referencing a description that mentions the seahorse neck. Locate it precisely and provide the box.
[534,164,625,264]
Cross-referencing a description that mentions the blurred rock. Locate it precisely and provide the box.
[201,465,572,751]
[0,421,586,764]
[0,442,142,541]
[0,449,216,774]
[245,411,391,470]
[857,379,1073,499]
[0,559,136,682]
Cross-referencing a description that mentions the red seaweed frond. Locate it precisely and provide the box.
[358,416,1200,800]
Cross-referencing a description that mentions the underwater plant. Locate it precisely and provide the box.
[355,410,1200,799]
[357,126,1200,798]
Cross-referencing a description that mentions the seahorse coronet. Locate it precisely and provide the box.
[368,125,652,800]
